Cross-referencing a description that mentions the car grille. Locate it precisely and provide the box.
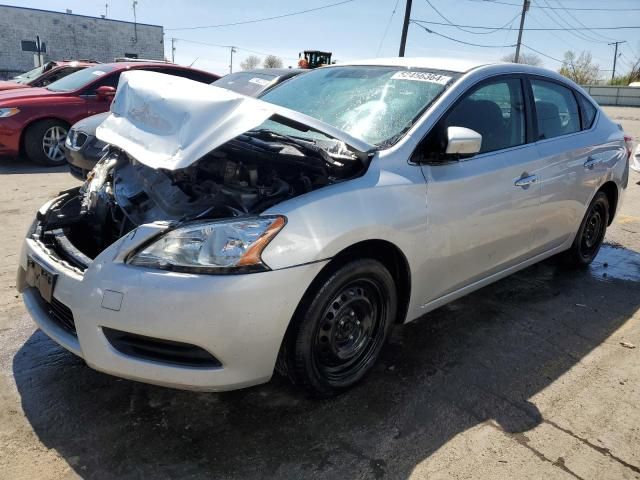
[46,296,77,336]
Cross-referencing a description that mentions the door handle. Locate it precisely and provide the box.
[584,157,599,169]
[514,174,538,188]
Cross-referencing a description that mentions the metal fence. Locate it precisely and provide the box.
[582,85,640,107]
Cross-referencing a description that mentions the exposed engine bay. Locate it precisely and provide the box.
[36,131,369,268]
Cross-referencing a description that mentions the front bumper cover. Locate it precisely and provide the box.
[17,212,327,391]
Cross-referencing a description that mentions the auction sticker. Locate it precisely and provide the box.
[391,71,451,85]
[249,77,270,86]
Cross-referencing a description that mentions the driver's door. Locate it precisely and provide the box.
[417,76,543,303]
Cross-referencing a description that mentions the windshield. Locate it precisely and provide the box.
[260,66,458,146]
[212,72,276,97]
[47,64,116,92]
[13,65,47,84]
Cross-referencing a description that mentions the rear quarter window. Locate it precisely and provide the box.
[577,93,597,130]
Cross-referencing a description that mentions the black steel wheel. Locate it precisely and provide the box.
[280,259,397,396]
[564,191,609,267]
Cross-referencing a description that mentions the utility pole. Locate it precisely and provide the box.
[514,0,530,63]
[229,46,237,73]
[132,0,138,43]
[104,2,108,18]
[398,0,412,57]
[171,38,176,63]
[609,41,626,82]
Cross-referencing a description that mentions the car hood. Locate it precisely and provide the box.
[0,86,57,101]
[72,112,109,134]
[96,70,374,171]
[0,81,30,91]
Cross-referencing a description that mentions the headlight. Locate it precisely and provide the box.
[128,216,286,273]
[0,107,20,118]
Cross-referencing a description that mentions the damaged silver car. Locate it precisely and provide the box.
[18,60,630,396]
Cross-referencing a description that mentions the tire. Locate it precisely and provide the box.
[563,191,609,267]
[24,119,68,166]
[281,259,397,397]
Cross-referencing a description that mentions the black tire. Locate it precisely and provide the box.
[24,119,68,166]
[563,191,609,267]
[280,259,397,397]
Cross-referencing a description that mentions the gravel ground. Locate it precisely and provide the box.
[0,106,639,479]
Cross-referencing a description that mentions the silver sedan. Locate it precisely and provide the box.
[17,58,631,396]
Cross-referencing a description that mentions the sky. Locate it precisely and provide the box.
[4,0,640,78]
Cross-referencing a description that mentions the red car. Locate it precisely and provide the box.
[0,60,97,92]
[0,62,219,165]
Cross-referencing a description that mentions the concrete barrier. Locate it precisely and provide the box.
[582,85,640,107]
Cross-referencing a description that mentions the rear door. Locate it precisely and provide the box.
[528,77,607,254]
[418,75,543,302]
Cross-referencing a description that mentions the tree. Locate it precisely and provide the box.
[500,52,542,66]
[559,51,600,85]
[263,55,283,69]
[240,55,261,71]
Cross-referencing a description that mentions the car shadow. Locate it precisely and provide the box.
[0,156,68,174]
[13,244,640,479]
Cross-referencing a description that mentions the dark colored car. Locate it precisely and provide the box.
[0,62,219,166]
[211,68,304,96]
[0,60,98,92]
[65,68,304,179]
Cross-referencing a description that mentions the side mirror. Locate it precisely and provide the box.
[96,85,116,101]
[445,126,482,156]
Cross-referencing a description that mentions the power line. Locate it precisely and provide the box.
[537,0,609,43]
[166,0,355,31]
[520,43,563,63]
[551,0,617,43]
[376,0,401,56]
[172,37,298,62]
[424,0,521,35]
[409,19,640,31]
[466,0,640,11]
[411,21,516,47]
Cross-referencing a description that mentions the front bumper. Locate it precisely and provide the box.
[17,215,327,391]
[64,133,105,179]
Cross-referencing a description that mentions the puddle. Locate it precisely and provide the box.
[590,244,640,282]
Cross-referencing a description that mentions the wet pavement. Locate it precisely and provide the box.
[0,107,639,479]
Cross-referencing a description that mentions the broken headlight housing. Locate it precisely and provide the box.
[127,216,286,273]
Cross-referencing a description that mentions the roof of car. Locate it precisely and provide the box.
[336,57,494,73]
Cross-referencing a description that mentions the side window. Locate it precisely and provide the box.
[439,77,526,154]
[531,79,580,139]
[84,72,122,95]
[577,93,597,130]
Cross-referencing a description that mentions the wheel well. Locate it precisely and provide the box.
[598,181,618,225]
[318,240,411,324]
[19,118,70,156]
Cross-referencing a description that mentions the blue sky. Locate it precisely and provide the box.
[5,0,640,77]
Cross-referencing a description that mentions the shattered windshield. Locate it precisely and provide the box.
[259,66,458,146]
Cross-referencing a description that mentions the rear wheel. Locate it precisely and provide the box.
[281,259,397,397]
[24,119,68,166]
[563,191,609,267]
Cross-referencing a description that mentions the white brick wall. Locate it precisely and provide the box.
[0,5,164,79]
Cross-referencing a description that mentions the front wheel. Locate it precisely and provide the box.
[24,119,68,166]
[281,259,397,397]
[563,191,609,267]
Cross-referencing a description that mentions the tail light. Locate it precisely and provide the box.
[623,134,634,161]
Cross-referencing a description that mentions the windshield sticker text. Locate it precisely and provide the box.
[391,71,451,85]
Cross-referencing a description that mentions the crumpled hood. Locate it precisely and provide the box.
[96,70,373,171]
